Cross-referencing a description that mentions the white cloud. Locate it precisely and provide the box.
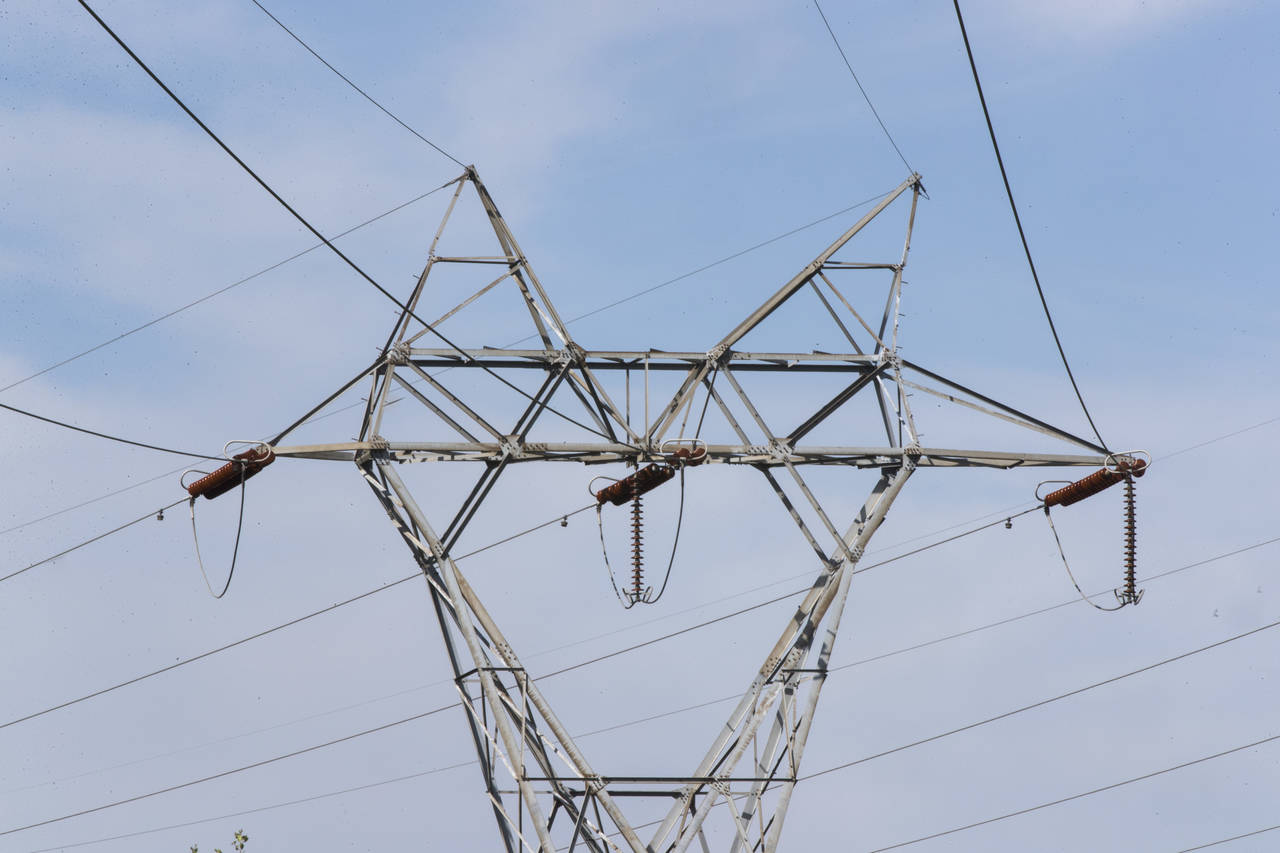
[986,0,1233,45]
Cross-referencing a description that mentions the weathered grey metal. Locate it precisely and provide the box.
[400,348,883,368]
[276,440,1104,468]
[294,166,1119,850]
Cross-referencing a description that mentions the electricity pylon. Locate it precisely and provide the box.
[272,167,1114,852]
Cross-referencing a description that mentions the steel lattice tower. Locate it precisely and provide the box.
[270,168,1115,852]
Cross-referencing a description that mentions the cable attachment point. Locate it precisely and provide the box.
[661,438,708,467]
[1038,450,1150,612]
[184,442,275,501]
[593,461,687,608]
[630,478,645,603]
[388,342,411,365]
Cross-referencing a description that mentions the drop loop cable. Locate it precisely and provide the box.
[182,468,248,600]
[1042,507,1124,612]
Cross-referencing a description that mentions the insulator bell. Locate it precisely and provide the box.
[186,445,275,500]
[595,463,676,507]
[1043,457,1146,508]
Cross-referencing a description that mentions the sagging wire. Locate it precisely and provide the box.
[593,365,719,607]
[181,441,275,599]
[1037,451,1149,612]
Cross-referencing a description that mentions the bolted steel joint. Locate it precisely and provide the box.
[388,342,411,365]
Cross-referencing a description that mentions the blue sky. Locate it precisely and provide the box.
[2,1,1278,851]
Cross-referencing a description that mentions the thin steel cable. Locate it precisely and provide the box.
[7,518,1276,839]
[0,185,451,396]
[249,0,464,168]
[644,467,686,604]
[805,615,1280,781]
[0,465,186,538]
[1157,414,1280,462]
[0,701,460,838]
[26,759,475,853]
[7,470,1275,744]
[864,733,1280,852]
[23,592,1280,845]
[0,498,187,585]
[1175,823,1280,853]
[1043,506,1124,612]
[0,501,595,729]
[7,417,1274,788]
[561,190,894,328]
[813,0,914,175]
[76,1,619,448]
[0,401,221,460]
[0,572,418,732]
[265,190,897,436]
[187,473,248,600]
[951,0,1109,451]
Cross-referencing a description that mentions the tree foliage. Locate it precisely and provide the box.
[189,829,248,853]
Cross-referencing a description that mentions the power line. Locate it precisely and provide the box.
[558,189,895,328]
[256,187,897,435]
[0,464,186,538]
[0,573,414,732]
[0,502,596,731]
[0,700,459,838]
[0,498,187,586]
[1176,823,1280,853]
[22,594,1280,845]
[1157,414,1280,462]
[865,732,1280,852]
[0,401,221,460]
[7,417,1275,802]
[7,473,1274,739]
[249,0,464,168]
[77,0,621,448]
[7,447,1275,744]
[0,494,1016,739]
[806,615,1280,781]
[19,518,1279,813]
[0,184,451,396]
[833,531,1280,671]
[951,0,1109,452]
[813,1,914,176]
[27,759,474,853]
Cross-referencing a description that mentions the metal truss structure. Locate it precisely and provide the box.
[273,168,1113,851]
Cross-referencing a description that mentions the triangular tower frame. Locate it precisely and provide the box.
[273,168,1115,851]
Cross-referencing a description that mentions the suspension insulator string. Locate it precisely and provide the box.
[1038,451,1148,612]
[1119,475,1141,605]
[180,441,272,600]
[589,372,716,608]
[185,463,248,600]
[630,477,645,603]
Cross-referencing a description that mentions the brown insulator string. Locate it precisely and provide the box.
[1119,475,1141,605]
[630,476,645,603]
[1040,453,1147,611]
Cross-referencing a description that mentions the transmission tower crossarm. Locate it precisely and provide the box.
[282,154,1131,850]
[273,440,1104,468]
[902,360,1108,455]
